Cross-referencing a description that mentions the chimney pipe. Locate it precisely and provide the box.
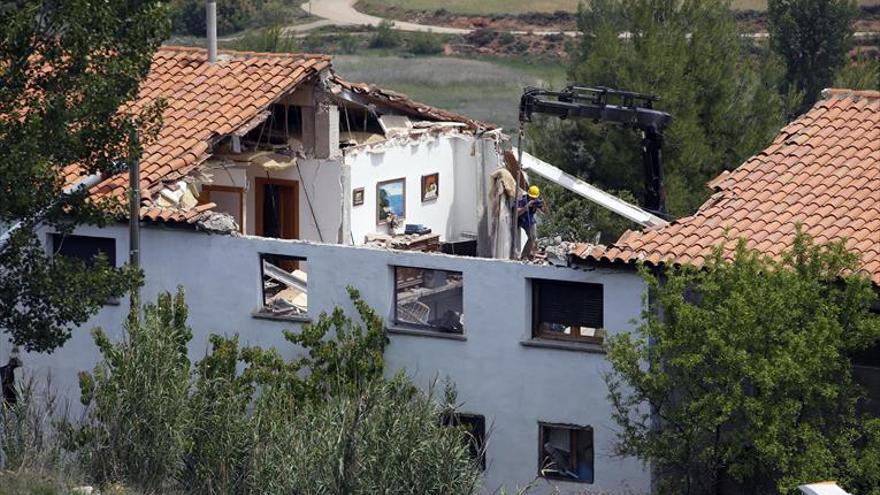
[206,0,217,63]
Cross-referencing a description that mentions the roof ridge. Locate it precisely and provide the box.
[820,88,880,100]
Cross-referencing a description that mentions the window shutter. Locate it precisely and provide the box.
[537,280,603,328]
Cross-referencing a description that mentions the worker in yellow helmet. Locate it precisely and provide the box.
[517,184,549,259]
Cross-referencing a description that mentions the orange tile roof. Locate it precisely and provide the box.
[64,46,332,206]
[574,89,880,284]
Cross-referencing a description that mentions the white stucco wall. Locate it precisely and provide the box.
[6,225,649,494]
[346,134,493,245]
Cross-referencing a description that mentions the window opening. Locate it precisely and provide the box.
[532,280,604,343]
[539,423,594,483]
[394,267,464,333]
[50,234,116,267]
[442,412,487,470]
[258,253,307,317]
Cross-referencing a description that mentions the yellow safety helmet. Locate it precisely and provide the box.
[528,185,540,198]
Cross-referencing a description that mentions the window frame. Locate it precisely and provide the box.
[258,252,308,317]
[531,279,604,344]
[441,412,487,470]
[537,422,594,484]
[393,266,464,334]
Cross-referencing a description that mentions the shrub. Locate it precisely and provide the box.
[249,376,482,495]
[497,31,516,46]
[465,28,497,47]
[71,289,192,491]
[231,25,298,53]
[336,33,360,54]
[407,31,444,56]
[369,20,401,49]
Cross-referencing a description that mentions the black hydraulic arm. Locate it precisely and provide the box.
[518,86,671,214]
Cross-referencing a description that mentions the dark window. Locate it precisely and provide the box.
[51,234,116,267]
[394,267,464,333]
[259,254,307,317]
[539,423,594,483]
[532,280,604,343]
[442,413,486,470]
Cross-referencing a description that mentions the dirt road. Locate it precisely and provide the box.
[295,0,470,34]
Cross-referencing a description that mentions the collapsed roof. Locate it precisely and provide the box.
[573,89,880,284]
[60,46,494,225]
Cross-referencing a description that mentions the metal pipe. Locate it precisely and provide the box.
[128,129,141,318]
[206,0,217,63]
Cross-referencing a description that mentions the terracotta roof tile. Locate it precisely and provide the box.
[66,46,332,208]
[574,89,880,284]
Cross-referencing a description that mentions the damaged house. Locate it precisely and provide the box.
[5,35,876,495]
[7,45,654,493]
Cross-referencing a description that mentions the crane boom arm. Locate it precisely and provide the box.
[518,85,672,214]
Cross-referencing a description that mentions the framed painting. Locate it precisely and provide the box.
[352,187,365,206]
[421,173,439,202]
[377,178,406,224]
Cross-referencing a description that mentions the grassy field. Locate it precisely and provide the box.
[360,0,880,13]
[332,55,568,130]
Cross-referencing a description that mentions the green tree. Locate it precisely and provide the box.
[834,49,880,91]
[0,0,168,352]
[604,234,880,494]
[529,0,789,228]
[768,0,858,112]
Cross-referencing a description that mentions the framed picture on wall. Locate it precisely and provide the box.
[421,173,439,202]
[377,178,406,224]
[352,187,365,206]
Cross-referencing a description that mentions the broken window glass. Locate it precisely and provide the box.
[532,280,604,344]
[394,267,464,334]
[259,254,307,317]
[539,423,594,483]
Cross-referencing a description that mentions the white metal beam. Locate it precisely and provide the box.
[515,149,668,228]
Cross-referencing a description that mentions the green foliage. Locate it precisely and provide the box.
[336,33,362,54]
[249,376,481,495]
[529,0,789,226]
[169,0,303,36]
[0,0,165,351]
[230,25,299,53]
[768,0,858,111]
[60,287,478,493]
[604,233,880,494]
[834,49,880,91]
[369,20,403,49]
[534,177,639,243]
[71,289,192,491]
[407,31,445,55]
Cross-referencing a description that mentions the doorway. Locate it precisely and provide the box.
[255,178,299,240]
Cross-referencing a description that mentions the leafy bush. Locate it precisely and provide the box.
[497,31,516,46]
[169,0,300,36]
[605,233,880,493]
[54,287,479,493]
[407,31,444,55]
[71,290,192,491]
[336,33,361,54]
[249,376,481,495]
[230,25,298,53]
[465,28,497,47]
[369,20,402,49]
